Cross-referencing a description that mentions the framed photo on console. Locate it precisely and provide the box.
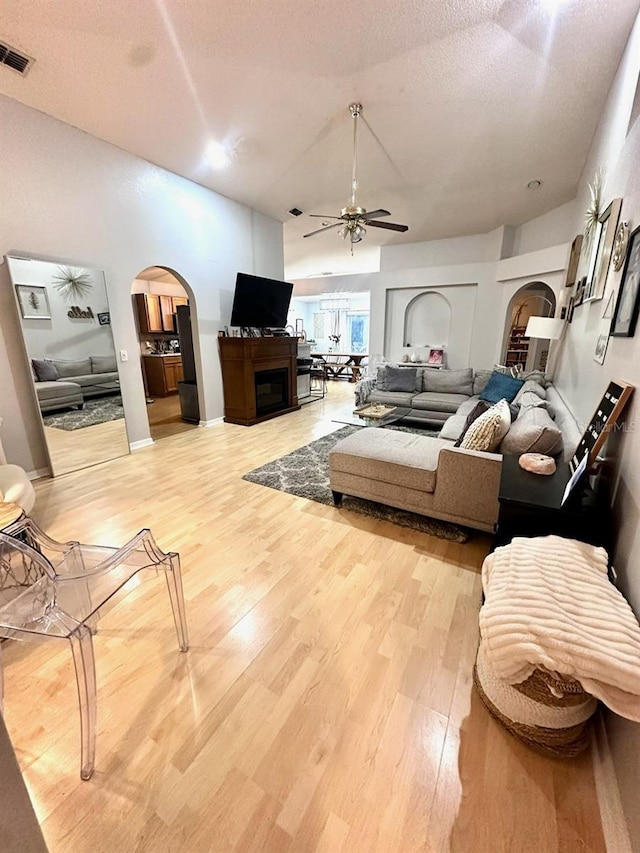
[611,224,640,337]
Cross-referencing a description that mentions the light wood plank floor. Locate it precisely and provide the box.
[6,383,605,852]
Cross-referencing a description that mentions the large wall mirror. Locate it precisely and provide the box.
[6,255,129,476]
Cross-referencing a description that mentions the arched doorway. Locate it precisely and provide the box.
[131,266,202,441]
[501,282,556,372]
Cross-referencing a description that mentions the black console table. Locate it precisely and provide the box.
[496,455,611,551]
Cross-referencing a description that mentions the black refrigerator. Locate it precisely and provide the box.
[176,304,200,423]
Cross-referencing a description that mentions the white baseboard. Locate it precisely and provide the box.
[28,467,50,480]
[129,438,154,451]
[199,418,223,428]
[592,715,632,853]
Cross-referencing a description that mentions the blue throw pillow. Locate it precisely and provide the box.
[480,370,524,403]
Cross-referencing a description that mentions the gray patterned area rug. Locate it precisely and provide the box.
[243,425,469,543]
[42,395,125,431]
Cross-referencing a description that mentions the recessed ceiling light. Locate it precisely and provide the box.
[205,141,230,169]
[527,179,543,189]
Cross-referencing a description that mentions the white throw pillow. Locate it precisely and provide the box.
[461,399,511,452]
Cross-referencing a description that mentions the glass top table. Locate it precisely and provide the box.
[332,405,412,429]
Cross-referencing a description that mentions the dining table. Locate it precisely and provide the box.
[310,352,368,383]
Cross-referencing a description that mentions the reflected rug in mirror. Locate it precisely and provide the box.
[243,425,469,543]
[42,395,125,431]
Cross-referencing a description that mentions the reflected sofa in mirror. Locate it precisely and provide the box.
[7,256,129,476]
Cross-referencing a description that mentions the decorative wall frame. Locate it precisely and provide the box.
[564,234,583,287]
[15,284,51,319]
[593,333,609,364]
[584,198,622,302]
[97,312,111,325]
[612,220,630,272]
[611,224,640,337]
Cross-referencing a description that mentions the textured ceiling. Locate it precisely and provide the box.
[1,0,639,277]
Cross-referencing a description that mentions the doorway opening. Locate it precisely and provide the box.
[131,267,201,442]
[501,282,556,372]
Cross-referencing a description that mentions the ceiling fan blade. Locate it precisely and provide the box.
[366,220,409,233]
[362,209,391,220]
[308,214,343,219]
[303,222,342,238]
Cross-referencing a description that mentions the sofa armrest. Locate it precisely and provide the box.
[434,446,502,528]
[354,377,377,406]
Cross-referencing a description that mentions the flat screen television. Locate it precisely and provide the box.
[230,272,293,329]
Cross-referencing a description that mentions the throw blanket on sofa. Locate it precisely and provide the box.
[480,535,640,721]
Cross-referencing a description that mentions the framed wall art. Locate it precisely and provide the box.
[584,198,622,302]
[15,284,51,320]
[564,234,583,287]
[611,224,640,337]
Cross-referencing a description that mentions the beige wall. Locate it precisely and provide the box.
[553,9,640,845]
[0,94,283,473]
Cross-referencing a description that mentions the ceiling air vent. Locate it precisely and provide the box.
[0,41,34,76]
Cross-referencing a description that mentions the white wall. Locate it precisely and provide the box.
[510,199,579,257]
[552,11,640,843]
[380,226,512,272]
[293,244,568,373]
[0,94,283,473]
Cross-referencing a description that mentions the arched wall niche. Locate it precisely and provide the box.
[403,290,452,348]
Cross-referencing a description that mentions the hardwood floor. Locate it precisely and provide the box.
[6,384,605,852]
[146,393,197,442]
[44,418,129,476]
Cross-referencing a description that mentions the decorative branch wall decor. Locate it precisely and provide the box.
[53,266,93,302]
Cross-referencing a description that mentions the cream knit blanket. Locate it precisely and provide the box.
[480,535,640,721]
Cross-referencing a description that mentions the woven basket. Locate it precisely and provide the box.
[473,644,598,758]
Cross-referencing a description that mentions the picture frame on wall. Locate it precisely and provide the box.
[15,284,51,320]
[97,312,111,325]
[584,198,622,303]
[564,234,583,288]
[611,224,640,337]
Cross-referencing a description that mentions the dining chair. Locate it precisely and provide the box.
[0,517,188,779]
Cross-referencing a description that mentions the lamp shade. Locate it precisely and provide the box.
[525,316,565,340]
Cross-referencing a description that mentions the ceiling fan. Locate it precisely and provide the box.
[303,103,408,251]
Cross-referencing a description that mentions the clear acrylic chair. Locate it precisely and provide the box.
[0,517,188,780]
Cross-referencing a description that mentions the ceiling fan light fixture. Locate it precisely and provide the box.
[352,224,366,243]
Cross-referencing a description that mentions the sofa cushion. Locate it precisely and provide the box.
[411,392,470,413]
[455,396,482,417]
[34,380,82,401]
[460,399,511,452]
[454,400,492,447]
[473,369,493,396]
[439,415,467,442]
[51,357,92,378]
[330,428,450,493]
[90,355,117,374]
[376,364,417,393]
[500,406,563,456]
[517,391,551,413]
[422,367,473,396]
[519,369,551,388]
[369,390,416,408]
[480,371,524,403]
[31,358,60,382]
[513,380,546,404]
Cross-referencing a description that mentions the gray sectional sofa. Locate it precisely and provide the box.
[31,356,120,413]
[331,366,581,533]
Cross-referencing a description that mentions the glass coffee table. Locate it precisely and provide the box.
[332,404,412,429]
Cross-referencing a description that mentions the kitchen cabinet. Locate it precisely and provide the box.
[172,296,188,310]
[142,355,184,396]
[160,295,176,332]
[134,294,164,334]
